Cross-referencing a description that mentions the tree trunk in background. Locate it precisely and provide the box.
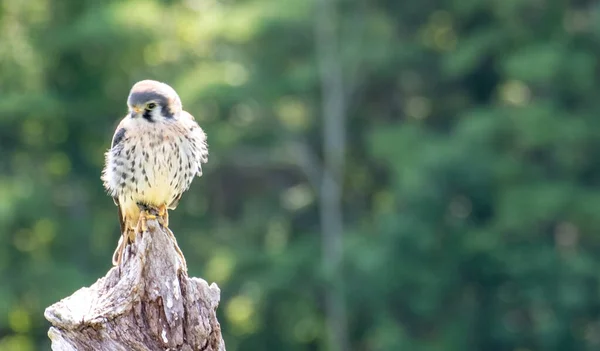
[44,217,225,351]
[315,0,349,349]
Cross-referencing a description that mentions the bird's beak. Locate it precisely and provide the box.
[132,106,143,114]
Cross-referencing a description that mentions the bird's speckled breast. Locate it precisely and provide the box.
[102,117,205,214]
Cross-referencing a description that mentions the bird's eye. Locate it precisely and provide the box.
[147,102,157,110]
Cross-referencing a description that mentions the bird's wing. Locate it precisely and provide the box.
[111,118,128,150]
[168,193,182,210]
[108,117,128,207]
[114,197,125,234]
[108,117,129,232]
[181,110,209,175]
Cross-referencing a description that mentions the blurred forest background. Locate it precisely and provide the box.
[2,0,600,350]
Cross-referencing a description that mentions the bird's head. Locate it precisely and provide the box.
[127,80,183,122]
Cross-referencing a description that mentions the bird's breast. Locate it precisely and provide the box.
[111,126,195,206]
[102,116,204,213]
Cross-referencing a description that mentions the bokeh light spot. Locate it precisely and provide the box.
[45,153,71,177]
[224,62,248,87]
[281,184,314,211]
[500,80,531,106]
[276,96,310,131]
[226,295,257,335]
[8,307,31,333]
[205,249,235,283]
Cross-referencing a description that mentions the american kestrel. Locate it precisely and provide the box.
[101,80,208,266]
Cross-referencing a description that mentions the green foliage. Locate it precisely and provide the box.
[2,0,600,350]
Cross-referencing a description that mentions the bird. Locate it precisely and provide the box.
[101,79,208,267]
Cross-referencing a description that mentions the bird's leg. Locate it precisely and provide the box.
[137,203,157,219]
[136,203,158,232]
[158,203,169,227]
[136,211,148,233]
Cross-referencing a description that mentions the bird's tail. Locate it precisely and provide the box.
[112,201,128,266]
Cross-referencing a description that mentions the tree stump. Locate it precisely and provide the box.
[44,215,225,351]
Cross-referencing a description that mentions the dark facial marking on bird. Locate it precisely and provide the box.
[162,105,174,119]
[112,128,126,148]
[142,109,154,122]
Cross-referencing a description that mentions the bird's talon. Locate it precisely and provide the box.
[137,213,149,232]
[158,204,167,217]
[156,204,169,227]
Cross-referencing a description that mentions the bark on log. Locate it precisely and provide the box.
[44,216,225,351]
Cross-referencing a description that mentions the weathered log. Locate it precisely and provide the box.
[44,216,225,351]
